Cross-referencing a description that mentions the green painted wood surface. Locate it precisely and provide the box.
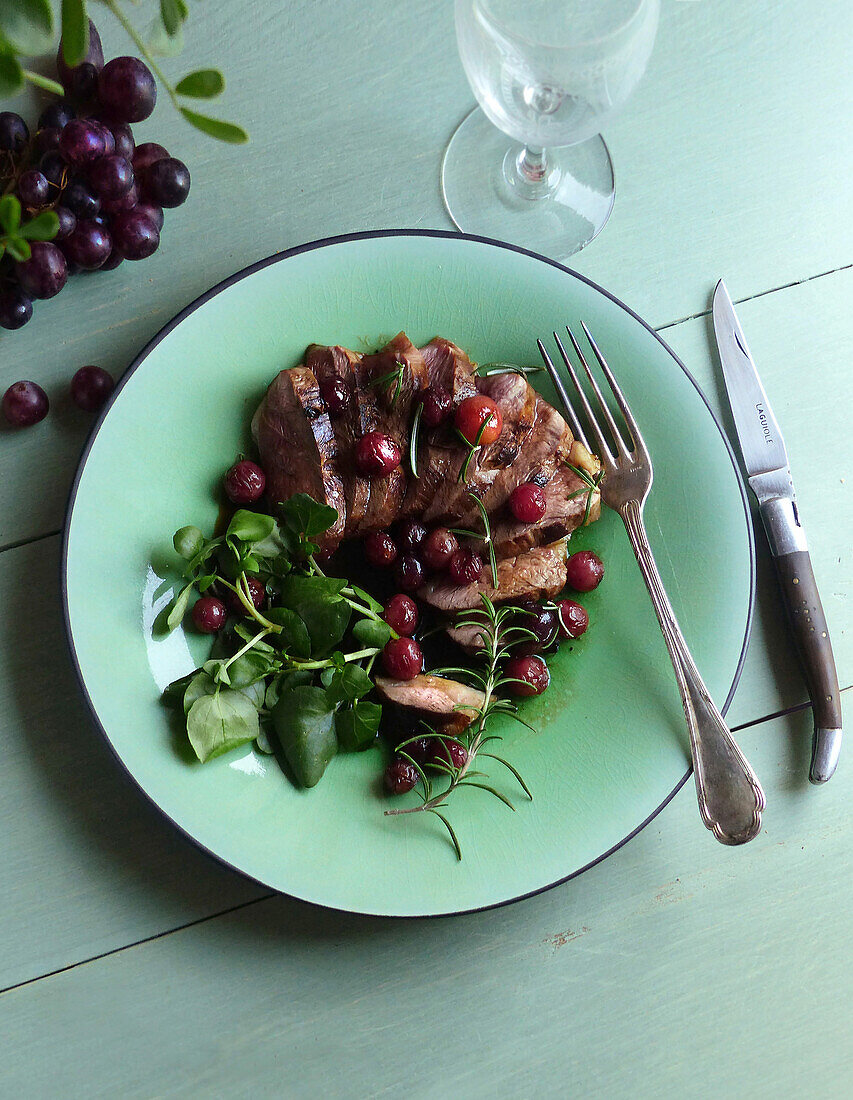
[0,0,850,1094]
[0,707,849,1099]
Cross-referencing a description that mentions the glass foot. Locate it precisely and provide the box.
[441,107,615,261]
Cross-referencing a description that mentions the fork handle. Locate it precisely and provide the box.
[620,500,765,844]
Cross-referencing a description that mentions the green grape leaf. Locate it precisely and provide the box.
[60,0,89,68]
[175,68,224,99]
[20,210,59,242]
[0,195,22,235]
[160,0,188,37]
[4,237,31,262]
[179,107,248,145]
[0,49,23,97]
[0,0,54,56]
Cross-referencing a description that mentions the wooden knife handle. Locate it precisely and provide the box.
[772,550,842,781]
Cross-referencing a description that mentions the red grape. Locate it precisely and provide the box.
[422,527,459,570]
[15,242,68,298]
[364,532,398,568]
[319,376,350,416]
[57,18,103,95]
[39,150,68,188]
[565,550,604,592]
[62,222,111,269]
[2,381,49,427]
[226,576,266,615]
[556,599,589,640]
[419,386,452,427]
[397,520,427,554]
[97,57,157,123]
[509,483,547,523]
[381,637,424,680]
[384,594,418,636]
[132,142,169,173]
[111,210,159,260]
[0,289,33,331]
[504,654,550,696]
[394,554,425,592]
[0,112,29,153]
[59,119,107,165]
[135,201,163,230]
[454,395,503,446]
[191,596,227,634]
[54,206,77,240]
[355,432,401,476]
[108,122,135,161]
[34,127,62,156]
[38,102,76,130]
[63,178,100,220]
[141,157,191,208]
[429,739,468,769]
[70,366,114,412]
[513,602,559,655]
[101,185,139,214]
[448,548,484,586]
[99,249,124,272]
[17,170,49,209]
[384,758,419,794]
[88,155,134,200]
[224,460,266,504]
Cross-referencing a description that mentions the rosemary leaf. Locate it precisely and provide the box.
[409,400,423,479]
[428,810,462,860]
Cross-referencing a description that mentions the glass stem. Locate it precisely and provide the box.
[517,145,548,184]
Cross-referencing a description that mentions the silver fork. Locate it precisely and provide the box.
[539,324,765,845]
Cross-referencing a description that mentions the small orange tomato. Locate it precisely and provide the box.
[454,395,503,446]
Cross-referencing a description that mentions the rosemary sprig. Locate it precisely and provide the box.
[366,361,404,406]
[455,417,491,483]
[448,492,498,588]
[565,463,603,526]
[385,596,534,859]
[474,363,545,378]
[409,400,423,479]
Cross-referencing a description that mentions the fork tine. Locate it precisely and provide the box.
[566,324,631,458]
[579,321,649,459]
[536,338,590,450]
[553,331,614,465]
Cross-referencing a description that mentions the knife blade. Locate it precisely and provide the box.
[713,280,842,782]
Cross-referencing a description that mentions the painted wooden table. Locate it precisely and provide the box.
[1,1,850,1095]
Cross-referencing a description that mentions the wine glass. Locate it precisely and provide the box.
[442,0,660,259]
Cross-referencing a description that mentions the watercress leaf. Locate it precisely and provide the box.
[266,555,292,577]
[175,67,224,99]
[251,520,286,558]
[166,582,194,632]
[239,554,259,574]
[0,52,24,99]
[228,648,273,689]
[60,0,88,68]
[352,618,392,649]
[19,209,59,241]
[173,525,204,560]
[348,584,384,615]
[265,670,312,710]
[187,690,259,763]
[197,574,217,592]
[276,576,350,656]
[204,658,230,686]
[236,679,265,709]
[0,0,55,56]
[272,686,336,787]
[255,727,274,754]
[162,669,198,707]
[335,701,382,751]
[226,509,276,544]
[320,667,335,689]
[326,663,373,706]
[266,607,311,659]
[179,107,248,145]
[183,670,217,714]
[233,623,276,652]
[279,493,339,538]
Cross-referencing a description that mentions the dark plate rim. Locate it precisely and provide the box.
[60,228,756,920]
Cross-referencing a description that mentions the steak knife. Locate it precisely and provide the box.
[713,280,842,782]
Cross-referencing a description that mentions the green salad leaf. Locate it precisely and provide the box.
[276,575,350,656]
[187,690,260,763]
[273,685,337,787]
[336,701,382,751]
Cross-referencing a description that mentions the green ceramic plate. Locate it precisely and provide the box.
[63,231,753,917]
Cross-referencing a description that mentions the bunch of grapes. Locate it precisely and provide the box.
[0,20,190,332]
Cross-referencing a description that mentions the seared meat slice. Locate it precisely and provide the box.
[253,366,347,549]
[402,338,479,519]
[420,337,478,402]
[375,673,484,736]
[418,539,569,612]
[444,621,489,654]
[422,373,537,524]
[484,453,602,558]
[305,343,375,532]
[355,332,428,532]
